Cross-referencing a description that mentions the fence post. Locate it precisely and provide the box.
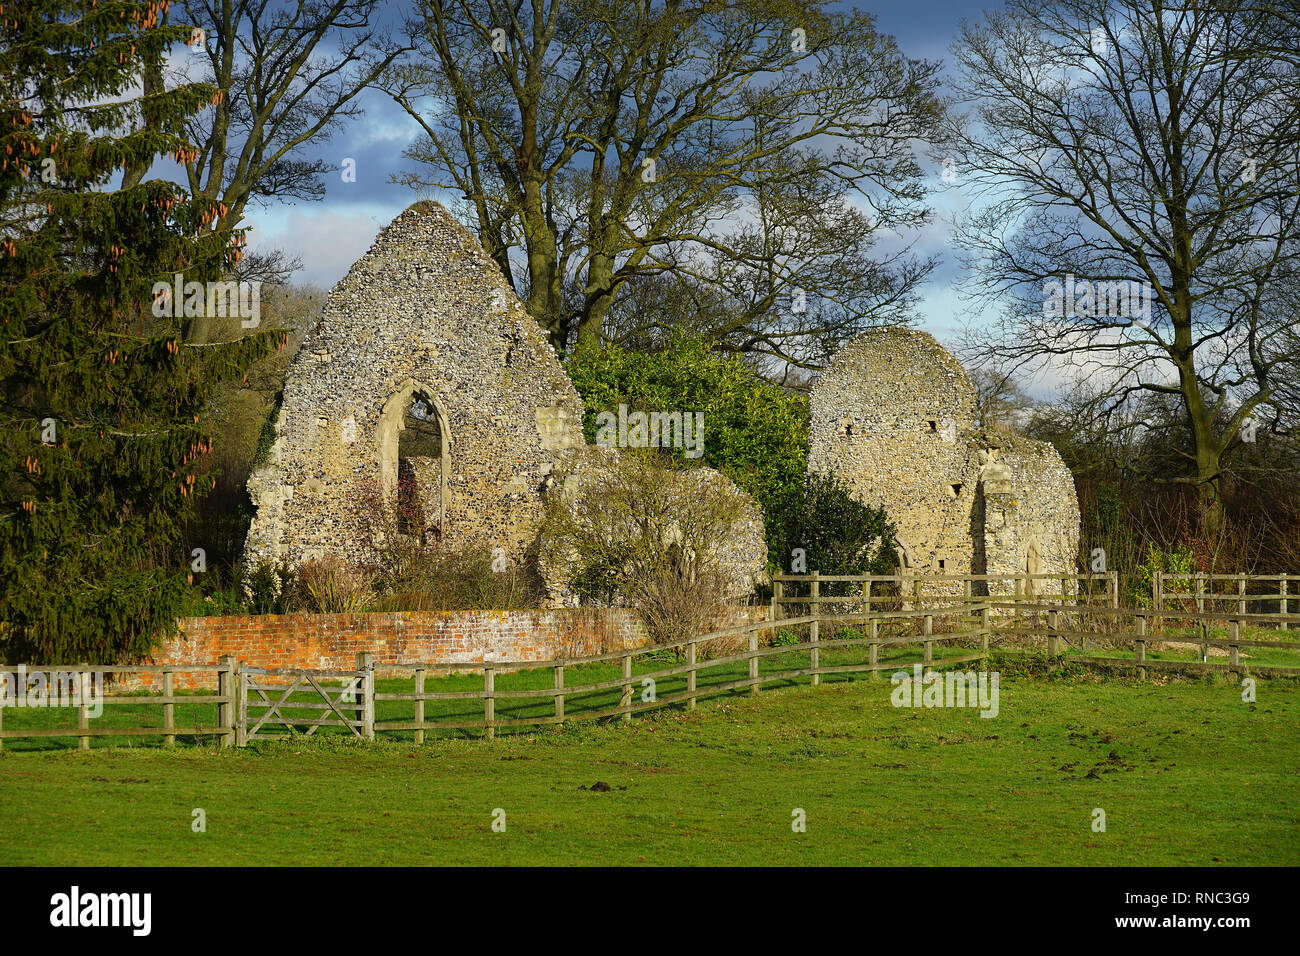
[1047,609,1059,660]
[483,665,495,742]
[1135,615,1147,681]
[771,579,783,627]
[77,665,90,751]
[1229,619,1240,677]
[554,664,564,723]
[1110,569,1119,610]
[1014,573,1026,631]
[922,634,933,676]
[686,643,697,711]
[981,602,991,659]
[231,660,245,748]
[217,656,233,748]
[1196,572,1207,659]
[621,653,633,723]
[810,571,820,687]
[923,612,933,676]
[1080,575,1093,653]
[358,652,374,741]
[749,630,759,696]
[1238,574,1247,618]
[868,618,879,679]
[414,668,426,746]
[1282,575,1290,632]
[163,668,175,748]
[1153,571,1163,636]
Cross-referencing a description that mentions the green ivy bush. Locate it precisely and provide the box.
[566,332,808,567]
[1131,541,1198,608]
[767,472,898,591]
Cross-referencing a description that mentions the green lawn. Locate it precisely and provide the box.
[2,667,1297,866]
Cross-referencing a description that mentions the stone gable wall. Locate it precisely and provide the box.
[242,201,767,610]
[243,201,586,574]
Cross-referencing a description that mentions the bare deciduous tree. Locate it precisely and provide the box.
[383,0,944,366]
[970,364,1036,432]
[165,0,404,341]
[947,0,1300,537]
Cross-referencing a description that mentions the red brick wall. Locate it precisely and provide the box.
[124,606,768,690]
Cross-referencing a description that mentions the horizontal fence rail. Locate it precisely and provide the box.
[371,605,990,740]
[3,571,1298,749]
[0,658,237,750]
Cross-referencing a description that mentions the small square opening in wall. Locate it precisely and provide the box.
[938,558,947,570]
[926,419,939,433]
[948,482,963,498]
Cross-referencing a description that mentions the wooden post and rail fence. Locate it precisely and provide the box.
[2,571,1298,749]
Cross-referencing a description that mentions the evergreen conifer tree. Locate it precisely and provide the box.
[1,1,281,661]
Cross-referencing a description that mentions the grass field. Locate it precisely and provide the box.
[2,665,1297,866]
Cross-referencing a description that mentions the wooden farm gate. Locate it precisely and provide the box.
[236,664,373,745]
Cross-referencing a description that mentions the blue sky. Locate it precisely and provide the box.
[235,1,997,362]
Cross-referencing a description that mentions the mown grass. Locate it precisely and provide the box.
[1,665,1297,866]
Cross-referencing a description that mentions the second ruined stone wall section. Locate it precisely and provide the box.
[809,327,1081,586]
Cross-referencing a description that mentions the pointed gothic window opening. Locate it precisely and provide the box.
[397,394,443,537]
[378,381,449,545]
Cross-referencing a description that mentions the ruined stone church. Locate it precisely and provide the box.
[242,201,765,604]
[243,202,1078,605]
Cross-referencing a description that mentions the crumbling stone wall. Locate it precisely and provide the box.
[979,437,1081,600]
[808,328,1079,592]
[243,200,766,609]
[243,201,587,576]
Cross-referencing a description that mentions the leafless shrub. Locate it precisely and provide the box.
[543,449,745,648]
[366,545,543,612]
[635,556,732,653]
[693,629,750,661]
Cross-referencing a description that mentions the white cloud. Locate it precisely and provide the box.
[248,204,402,289]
